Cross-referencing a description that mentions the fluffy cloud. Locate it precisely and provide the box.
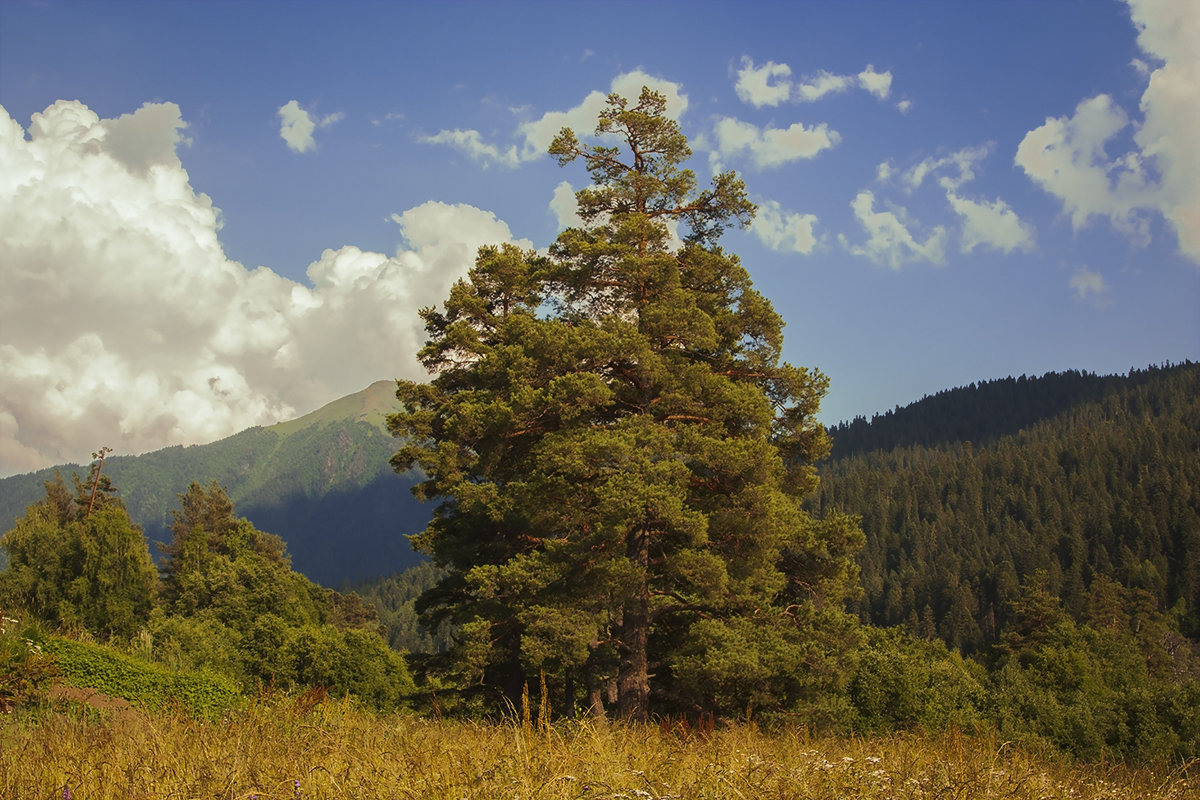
[424,70,687,167]
[751,200,819,254]
[549,180,585,230]
[885,145,1035,255]
[901,145,990,192]
[856,66,893,100]
[946,193,1035,255]
[710,117,839,170]
[842,190,947,269]
[1069,266,1111,306]
[1015,0,1199,264]
[277,100,343,153]
[1015,95,1152,241]
[0,100,528,476]
[734,57,893,106]
[733,58,793,107]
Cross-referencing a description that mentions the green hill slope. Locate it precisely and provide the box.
[0,381,430,586]
[812,362,1200,650]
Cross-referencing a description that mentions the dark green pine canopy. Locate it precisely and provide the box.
[390,88,862,722]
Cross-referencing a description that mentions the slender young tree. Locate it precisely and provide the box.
[391,88,861,721]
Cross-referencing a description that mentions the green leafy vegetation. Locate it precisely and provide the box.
[2,476,414,711]
[0,611,58,712]
[0,466,157,639]
[43,636,240,717]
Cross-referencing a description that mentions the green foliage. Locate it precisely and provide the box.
[0,472,158,639]
[151,482,414,708]
[847,627,989,735]
[990,577,1200,762]
[43,635,240,717]
[813,362,1200,648]
[391,88,859,722]
[352,561,452,653]
[0,611,58,712]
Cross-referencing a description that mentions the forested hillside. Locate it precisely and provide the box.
[0,381,429,585]
[811,362,1200,651]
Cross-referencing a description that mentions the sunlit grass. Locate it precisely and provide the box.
[3,695,1195,799]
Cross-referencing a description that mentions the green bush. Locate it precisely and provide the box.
[992,618,1200,762]
[848,627,988,735]
[43,636,240,717]
[0,612,58,712]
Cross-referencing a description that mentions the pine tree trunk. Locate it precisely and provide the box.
[617,527,651,722]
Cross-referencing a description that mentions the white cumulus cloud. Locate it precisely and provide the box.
[1015,0,1199,264]
[277,100,343,154]
[0,100,528,476]
[711,117,840,170]
[842,190,947,269]
[751,200,819,254]
[733,57,793,108]
[947,192,1035,254]
[734,57,894,105]
[549,180,585,230]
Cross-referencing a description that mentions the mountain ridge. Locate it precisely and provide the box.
[0,380,428,586]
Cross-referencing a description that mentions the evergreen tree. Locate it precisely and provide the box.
[390,88,860,721]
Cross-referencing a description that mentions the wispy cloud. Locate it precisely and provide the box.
[710,117,840,171]
[841,190,947,269]
[1069,266,1112,306]
[879,145,1035,255]
[421,129,521,167]
[734,56,893,107]
[423,70,687,168]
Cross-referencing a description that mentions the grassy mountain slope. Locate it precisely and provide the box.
[0,381,430,586]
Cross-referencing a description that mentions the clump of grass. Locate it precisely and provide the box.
[2,695,1195,799]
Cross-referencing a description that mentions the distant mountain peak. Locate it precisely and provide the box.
[268,380,400,437]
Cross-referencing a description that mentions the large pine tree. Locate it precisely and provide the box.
[390,88,861,721]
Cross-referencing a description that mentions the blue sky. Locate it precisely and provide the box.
[0,0,1196,475]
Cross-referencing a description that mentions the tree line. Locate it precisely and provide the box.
[0,469,413,708]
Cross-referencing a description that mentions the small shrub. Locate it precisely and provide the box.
[43,636,240,717]
[0,611,58,712]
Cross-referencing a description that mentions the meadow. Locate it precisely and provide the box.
[3,694,1196,800]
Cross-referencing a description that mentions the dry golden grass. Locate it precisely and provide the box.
[2,696,1195,799]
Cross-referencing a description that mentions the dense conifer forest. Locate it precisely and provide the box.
[812,361,1199,649]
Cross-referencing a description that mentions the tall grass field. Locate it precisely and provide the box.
[3,694,1195,799]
